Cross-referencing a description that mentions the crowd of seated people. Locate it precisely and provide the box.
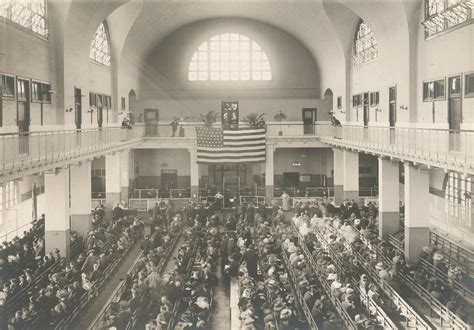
[291,197,472,326]
[3,204,144,330]
[99,215,182,329]
[0,216,46,287]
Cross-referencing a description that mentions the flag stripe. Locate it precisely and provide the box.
[196,126,266,164]
[197,145,265,152]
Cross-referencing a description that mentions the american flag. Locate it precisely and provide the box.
[196,127,266,163]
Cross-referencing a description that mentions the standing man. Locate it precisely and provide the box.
[281,191,291,211]
[170,118,179,137]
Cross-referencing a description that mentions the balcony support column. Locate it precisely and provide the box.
[189,147,199,203]
[332,148,344,204]
[70,162,92,237]
[106,153,122,210]
[120,151,130,202]
[343,150,359,201]
[404,163,430,263]
[265,145,275,204]
[45,168,70,259]
[378,158,400,239]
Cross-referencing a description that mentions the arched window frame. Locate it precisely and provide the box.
[89,21,111,67]
[188,33,272,82]
[352,20,379,67]
[0,0,48,37]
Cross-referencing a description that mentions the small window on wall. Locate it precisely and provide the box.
[465,73,474,97]
[370,92,379,106]
[423,79,445,101]
[97,94,103,107]
[352,94,362,107]
[89,92,97,107]
[1,74,15,99]
[337,96,342,109]
[17,79,27,100]
[31,81,51,103]
[449,76,461,95]
[121,97,126,110]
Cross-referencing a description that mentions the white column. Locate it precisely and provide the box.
[378,158,400,238]
[265,145,275,204]
[404,163,430,263]
[343,150,359,201]
[333,148,344,204]
[70,162,92,236]
[189,147,199,202]
[106,153,121,210]
[120,150,130,202]
[45,168,70,258]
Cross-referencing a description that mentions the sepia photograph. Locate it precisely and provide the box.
[0,0,472,329]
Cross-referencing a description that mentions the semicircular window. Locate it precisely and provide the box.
[188,33,272,81]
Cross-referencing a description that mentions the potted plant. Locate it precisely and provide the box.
[243,113,266,128]
[274,110,287,135]
[200,111,219,126]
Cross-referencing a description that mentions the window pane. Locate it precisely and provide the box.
[90,22,111,66]
[466,74,474,95]
[187,33,272,81]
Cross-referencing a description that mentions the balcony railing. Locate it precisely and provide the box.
[313,123,474,173]
[2,122,473,178]
[0,125,144,177]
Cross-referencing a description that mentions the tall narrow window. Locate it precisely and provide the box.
[0,0,48,37]
[90,22,111,67]
[188,33,272,81]
[353,20,379,67]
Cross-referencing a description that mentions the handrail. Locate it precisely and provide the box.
[279,243,319,329]
[430,231,473,274]
[88,231,181,330]
[320,224,433,329]
[301,223,398,329]
[345,225,468,329]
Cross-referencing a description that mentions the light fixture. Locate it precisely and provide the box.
[400,105,408,111]
[292,160,301,167]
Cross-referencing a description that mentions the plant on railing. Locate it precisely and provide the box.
[200,111,219,126]
[243,113,266,128]
[274,110,287,136]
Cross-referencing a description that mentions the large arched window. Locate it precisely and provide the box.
[0,0,48,37]
[353,20,379,67]
[90,22,111,67]
[188,33,272,81]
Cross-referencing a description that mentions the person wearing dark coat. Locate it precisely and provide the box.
[241,245,258,278]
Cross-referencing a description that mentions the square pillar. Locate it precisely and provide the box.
[120,151,130,202]
[70,162,92,236]
[404,164,430,263]
[45,168,70,259]
[378,158,400,239]
[332,148,344,204]
[343,150,359,201]
[189,148,199,203]
[106,153,122,210]
[265,145,275,204]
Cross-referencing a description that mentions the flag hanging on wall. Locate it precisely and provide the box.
[195,126,266,164]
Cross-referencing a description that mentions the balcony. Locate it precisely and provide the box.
[0,125,145,181]
[1,122,473,180]
[312,124,474,174]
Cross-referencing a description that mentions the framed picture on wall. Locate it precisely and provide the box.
[222,101,239,129]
